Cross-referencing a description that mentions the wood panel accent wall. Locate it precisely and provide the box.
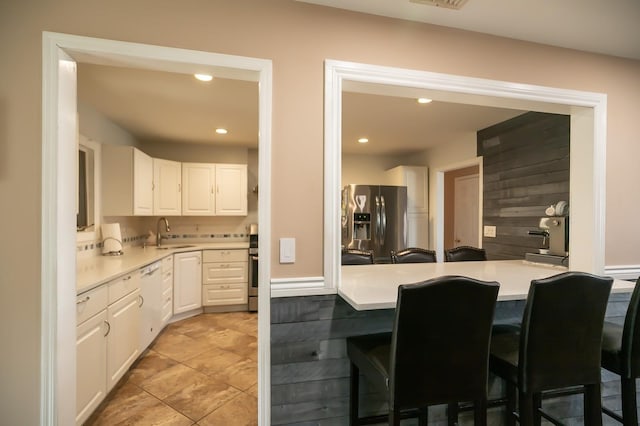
[477,112,570,260]
[271,292,632,424]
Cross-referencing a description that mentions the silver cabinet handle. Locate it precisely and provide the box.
[123,275,132,281]
[76,296,90,305]
[104,320,111,337]
[139,295,144,307]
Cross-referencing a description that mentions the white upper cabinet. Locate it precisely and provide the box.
[102,145,153,216]
[153,158,182,216]
[182,163,216,216]
[215,164,247,216]
[386,165,429,213]
[182,163,247,216]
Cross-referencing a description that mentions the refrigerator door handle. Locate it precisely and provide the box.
[375,195,381,246]
[380,195,387,244]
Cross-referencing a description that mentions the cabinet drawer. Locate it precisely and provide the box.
[202,262,247,285]
[162,255,174,272]
[76,285,108,325]
[202,249,247,263]
[108,272,140,305]
[203,283,247,306]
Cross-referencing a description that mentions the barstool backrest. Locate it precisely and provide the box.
[391,247,437,264]
[444,246,487,262]
[389,275,499,410]
[341,249,374,265]
[519,271,613,393]
[621,277,640,377]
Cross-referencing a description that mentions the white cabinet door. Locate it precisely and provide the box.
[107,288,141,391]
[139,263,163,351]
[153,158,182,215]
[133,149,153,215]
[386,166,429,214]
[407,212,429,249]
[215,164,247,216]
[173,251,202,314]
[102,145,153,216]
[182,163,216,216]
[76,310,107,425]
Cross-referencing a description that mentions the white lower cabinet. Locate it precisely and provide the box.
[76,305,108,425]
[173,251,202,314]
[139,262,163,351]
[202,249,248,307]
[76,272,141,425]
[107,287,141,390]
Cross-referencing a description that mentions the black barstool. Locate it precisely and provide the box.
[390,247,437,264]
[444,246,487,262]
[342,249,374,265]
[489,271,613,426]
[601,277,640,425]
[347,275,499,425]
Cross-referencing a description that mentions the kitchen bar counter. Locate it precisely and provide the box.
[340,260,636,310]
[77,242,249,294]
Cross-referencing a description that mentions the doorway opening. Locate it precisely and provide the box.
[42,32,272,424]
[445,166,480,250]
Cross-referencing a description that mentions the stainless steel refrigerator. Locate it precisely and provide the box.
[341,184,407,262]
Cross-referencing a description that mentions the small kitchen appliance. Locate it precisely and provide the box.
[526,201,569,265]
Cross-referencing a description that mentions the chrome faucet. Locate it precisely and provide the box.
[156,217,171,247]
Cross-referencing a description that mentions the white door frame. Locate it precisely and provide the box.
[325,59,607,292]
[42,32,272,425]
[435,158,483,262]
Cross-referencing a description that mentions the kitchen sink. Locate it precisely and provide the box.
[155,244,196,250]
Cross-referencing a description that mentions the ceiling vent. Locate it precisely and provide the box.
[410,0,469,10]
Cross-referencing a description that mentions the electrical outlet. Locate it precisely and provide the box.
[483,225,497,238]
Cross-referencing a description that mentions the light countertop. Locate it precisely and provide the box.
[339,260,636,310]
[77,242,249,294]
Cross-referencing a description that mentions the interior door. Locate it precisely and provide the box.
[453,175,480,247]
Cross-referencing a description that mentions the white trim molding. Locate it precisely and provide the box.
[42,32,272,425]
[605,265,640,281]
[324,59,608,294]
[270,277,330,298]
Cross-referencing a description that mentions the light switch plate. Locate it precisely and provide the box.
[483,225,497,238]
[279,238,296,264]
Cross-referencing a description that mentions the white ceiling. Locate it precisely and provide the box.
[297,0,640,60]
[80,0,640,155]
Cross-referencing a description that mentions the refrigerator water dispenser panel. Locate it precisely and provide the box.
[353,213,371,241]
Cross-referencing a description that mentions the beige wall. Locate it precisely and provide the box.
[2,0,640,421]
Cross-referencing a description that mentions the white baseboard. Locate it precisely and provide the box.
[270,276,335,298]
[604,265,640,280]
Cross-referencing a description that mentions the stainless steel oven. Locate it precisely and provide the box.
[248,224,258,312]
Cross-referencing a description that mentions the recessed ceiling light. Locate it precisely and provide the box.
[358,138,369,144]
[194,73,213,82]
[215,128,228,135]
[417,98,432,104]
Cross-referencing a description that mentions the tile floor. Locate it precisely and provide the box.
[86,311,258,425]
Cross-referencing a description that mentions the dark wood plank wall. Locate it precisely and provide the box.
[477,112,570,260]
[271,292,632,424]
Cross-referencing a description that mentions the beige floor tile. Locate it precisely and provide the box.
[128,350,180,384]
[163,378,242,421]
[151,332,216,362]
[139,364,208,400]
[198,392,258,426]
[183,346,244,375]
[90,312,257,424]
[210,358,257,391]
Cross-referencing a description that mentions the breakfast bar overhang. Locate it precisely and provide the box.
[339,260,635,311]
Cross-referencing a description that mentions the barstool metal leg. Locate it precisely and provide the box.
[584,383,603,426]
[447,402,458,425]
[349,363,359,426]
[519,391,534,426]
[621,377,638,426]
[506,381,517,426]
[474,398,488,426]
